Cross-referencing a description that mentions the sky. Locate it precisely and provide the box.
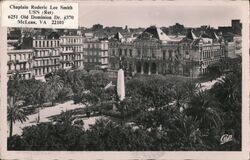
[78,2,243,28]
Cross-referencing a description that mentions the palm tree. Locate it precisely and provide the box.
[46,73,64,106]
[210,72,242,149]
[168,114,205,150]
[7,96,28,137]
[183,80,201,98]
[172,85,187,111]
[211,73,241,110]
[186,90,223,129]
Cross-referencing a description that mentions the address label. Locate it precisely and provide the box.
[1,1,78,29]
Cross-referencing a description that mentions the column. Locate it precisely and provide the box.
[133,62,137,75]
[156,63,159,74]
[141,62,144,74]
[148,63,151,75]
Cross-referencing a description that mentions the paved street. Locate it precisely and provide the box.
[11,100,84,136]
[200,76,223,91]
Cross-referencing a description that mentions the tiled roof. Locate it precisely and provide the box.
[137,26,171,41]
[113,32,124,40]
[186,29,198,40]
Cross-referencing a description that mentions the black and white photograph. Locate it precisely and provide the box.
[0,0,249,159]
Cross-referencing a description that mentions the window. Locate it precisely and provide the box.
[124,49,127,56]
[119,49,122,56]
[168,50,173,59]
[152,50,155,58]
[185,51,190,59]
[137,50,141,57]
[129,49,132,57]
[162,50,166,60]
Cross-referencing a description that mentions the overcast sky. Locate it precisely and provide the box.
[78,3,243,28]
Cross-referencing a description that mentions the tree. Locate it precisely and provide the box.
[19,122,87,151]
[209,72,242,150]
[45,73,64,106]
[167,114,206,150]
[186,90,223,129]
[7,96,28,137]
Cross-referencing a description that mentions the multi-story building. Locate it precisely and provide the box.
[32,32,61,80]
[225,41,236,58]
[180,30,225,76]
[83,38,109,71]
[108,32,135,76]
[6,25,233,80]
[221,32,241,58]
[109,26,225,78]
[233,35,242,56]
[7,49,33,80]
[60,34,84,69]
[109,26,184,76]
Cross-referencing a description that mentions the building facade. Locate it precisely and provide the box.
[32,33,61,80]
[83,38,109,70]
[7,24,237,80]
[109,26,226,78]
[60,35,84,69]
[225,41,236,58]
[7,49,33,79]
[233,35,242,56]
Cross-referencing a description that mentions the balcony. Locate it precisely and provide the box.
[60,59,74,64]
[61,50,74,54]
[74,59,84,62]
[8,69,31,74]
[18,59,29,63]
[33,54,60,58]
[7,60,15,64]
[8,59,31,64]
[33,63,60,68]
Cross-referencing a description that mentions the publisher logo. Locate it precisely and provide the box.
[220,134,233,144]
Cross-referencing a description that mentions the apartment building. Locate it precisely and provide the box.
[60,34,84,69]
[7,49,33,80]
[83,38,109,70]
[32,32,61,80]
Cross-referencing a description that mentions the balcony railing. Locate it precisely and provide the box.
[8,69,31,74]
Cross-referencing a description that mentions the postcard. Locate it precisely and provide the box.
[0,0,249,160]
